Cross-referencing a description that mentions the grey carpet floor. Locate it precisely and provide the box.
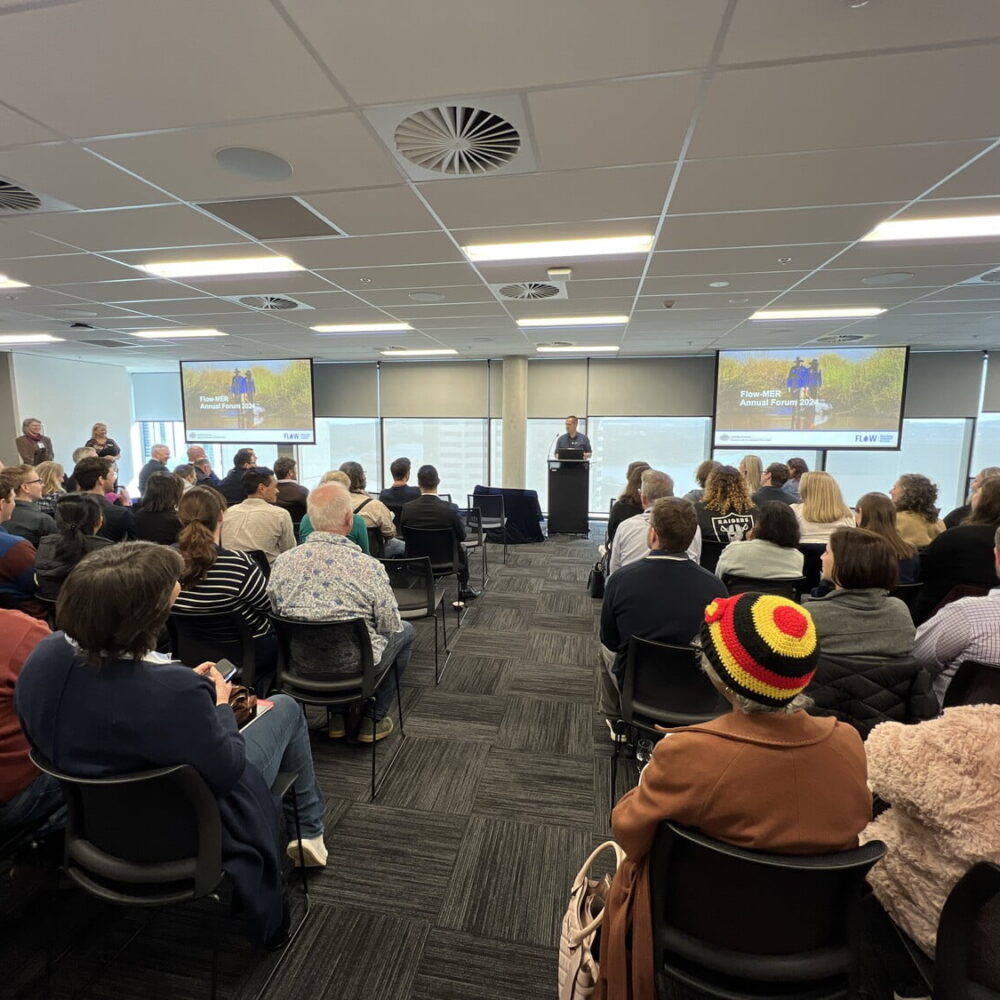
[2,526,615,1000]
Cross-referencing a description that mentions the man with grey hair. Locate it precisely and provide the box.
[268,483,412,743]
[187,444,221,487]
[64,446,97,491]
[138,443,170,494]
[607,469,701,575]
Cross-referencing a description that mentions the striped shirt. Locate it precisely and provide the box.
[172,547,272,638]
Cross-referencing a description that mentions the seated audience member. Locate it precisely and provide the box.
[273,456,309,531]
[751,462,794,507]
[682,459,720,504]
[803,528,915,658]
[339,461,404,557]
[220,467,295,566]
[137,444,171,495]
[15,542,327,947]
[133,471,183,545]
[715,500,804,580]
[912,524,1000,703]
[63,447,96,492]
[5,465,57,547]
[914,477,1000,623]
[173,487,278,675]
[399,464,477,598]
[943,466,1000,528]
[783,456,809,501]
[217,448,257,507]
[172,463,197,490]
[791,470,855,544]
[268,483,412,743]
[608,470,701,575]
[598,497,726,720]
[379,457,421,506]
[73,456,135,542]
[739,454,763,495]
[84,422,120,459]
[598,593,871,999]
[34,461,65,515]
[15,418,53,466]
[0,610,60,836]
[607,461,650,546]
[298,470,369,552]
[855,492,919,585]
[860,707,1000,995]
[0,472,41,615]
[34,494,111,601]
[693,465,758,545]
[891,473,946,547]
[188,445,222,488]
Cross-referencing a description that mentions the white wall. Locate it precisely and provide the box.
[10,354,134,486]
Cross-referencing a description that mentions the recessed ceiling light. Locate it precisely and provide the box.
[57,308,101,317]
[359,276,373,284]
[536,344,620,353]
[862,215,1000,242]
[379,348,458,356]
[729,297,751,304]
[462,235,652,262]
[137,256,303,278]
[127,329,229,339]
[215,146,293,182]
[750,307,886,321]
[860,272,916,286]
[312,322,413,334]
[0,333,65,344]
[0,275,29,289]
[778,257,793,264]
[408,292,445,303]
[516,315,628,328]
[709,281,730,288]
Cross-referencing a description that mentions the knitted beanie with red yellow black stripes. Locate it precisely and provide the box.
[700,593,818,708]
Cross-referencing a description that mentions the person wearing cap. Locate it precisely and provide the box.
[597,593,872,1000]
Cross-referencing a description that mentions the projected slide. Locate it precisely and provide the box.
[181,359,315,445]
[714,347,908,449]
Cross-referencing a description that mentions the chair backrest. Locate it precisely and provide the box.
[168,611,257,686]
[462,506,483,539]
[650,822,885,985]
[366,525,385,558]
[936,862,1000,997]
[942,659,1000,708]
[723,574,806,602]
[245,549,271,578]
[29,751,223,901]
[379,556,436,616]
[402,525,460,573]
[468,492,505,521]
[698,538,727,573]
[799,543,826,591]
[889,581,923,614]
[621,637,728,730]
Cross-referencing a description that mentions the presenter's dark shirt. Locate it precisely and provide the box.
[556,432,592,454]
[752,485,794,507]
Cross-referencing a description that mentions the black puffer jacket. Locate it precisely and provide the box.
[806,654,939,740]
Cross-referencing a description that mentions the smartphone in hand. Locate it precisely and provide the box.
[215,658,238,682]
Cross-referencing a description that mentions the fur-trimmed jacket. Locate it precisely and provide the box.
[861,705,1000,956]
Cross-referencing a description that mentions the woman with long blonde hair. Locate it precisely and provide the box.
[739,454,763,494]
[694,465,758,545]
[791,470,855,543]
[34,460,65,515]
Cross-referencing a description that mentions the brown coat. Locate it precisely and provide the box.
[14,434,53,466]
[597,710,872,1000]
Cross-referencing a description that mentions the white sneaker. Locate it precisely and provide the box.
[287,835,328,867]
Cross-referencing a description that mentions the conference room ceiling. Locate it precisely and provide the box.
[0,0,999,368]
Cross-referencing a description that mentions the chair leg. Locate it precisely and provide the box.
[394,661,405,737]
[370,698,378,801]
[609,736,620,815]
[209,907,219,1000]
[289,780,308,901]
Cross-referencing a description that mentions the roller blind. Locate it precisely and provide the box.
[526,359,588,418]
[489,359,503,418]
[982,352,1000,412]
[588,356,715,416]
[131,371,182,422]
[379,361,488,418]
[313,362,378,417]
[903,351,983,418]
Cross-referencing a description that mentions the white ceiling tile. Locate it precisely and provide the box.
[920,286,1000,302]
[475,258,646,284]
[504,296,635,318]
[0,222,78,259]
[833,241,1000,270]
[302,187,439,236]
[282,0,727,104]
[135,298,257,317]
[897,196,1000,220]
[641,271,810,295]
[52,279,208,302]
[386,302,509,320]
[692,46,1000,157]
[563,278,641,299]
[0,0,346,136]
[793,264,985,291]
[177,271,342,297]
[317,262,481,291]
[636,292,773,310]
[769,287,927,307]
[266,232,462,270]
[528,75,700,171]
[922,149,1000,199]
[357,285,495,307]
[0,104,59,146]
[3,253,140,284]
[649,245,844,277]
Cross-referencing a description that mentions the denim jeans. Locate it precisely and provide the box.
[0,772,65,836]
[373,621,414,719]
[383,537,406,558]
[242,694,325,839]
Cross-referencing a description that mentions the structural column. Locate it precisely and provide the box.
[501,355,527,489]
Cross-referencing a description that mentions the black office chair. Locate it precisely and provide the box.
[34,594,58,628]
[469,493,508,564]
[167,611,266,692]
[366,526,386,558]
[402,525,468,629]
[889,581,923,620]
[649,822,886,1000]
[610,637,728,809]
[380,556,450,684]
[460,506,488,589]
[942,658,1000,708]
[29,751,308,1000]
[722,574,807,601]
[799,543,827,592]
[699,539,727,573]
[270,615,406,800]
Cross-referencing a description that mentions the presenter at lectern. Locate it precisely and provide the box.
[554,415,592,458]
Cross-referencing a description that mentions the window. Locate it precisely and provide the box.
[382,419,488,505]
[299,418,380,491]
[971,412,1000,490]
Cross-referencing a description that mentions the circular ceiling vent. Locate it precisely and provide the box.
[814,333,867,344]
[0,180,41,212]
[498,281,560,300]
[238,295,299,310]
[394,106,520,175]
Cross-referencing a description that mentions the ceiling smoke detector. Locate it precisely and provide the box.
[0,180,41,212]
[394,105,520,176]
[813,333,869,344]
[231,294,310,311]
[495,281,565,301]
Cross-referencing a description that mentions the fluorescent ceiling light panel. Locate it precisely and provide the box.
[862,215,1000,242]
[0,333,65,344]
[127,329,228,339]
[0,275,29,289]
[379,348,458,357]
[536,345,620,353]
[312,322,413,334]
[137,256,303,278]
[462,235,652,262]
[750,307,885,321]
[517,315,628,328]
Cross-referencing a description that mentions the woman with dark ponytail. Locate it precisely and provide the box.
[35,493,111,600]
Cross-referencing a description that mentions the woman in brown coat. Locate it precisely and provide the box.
[598,593,872,1000]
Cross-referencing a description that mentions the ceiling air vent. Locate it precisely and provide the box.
[226,294,312,311]
[394,106,520,176]
[0,180,41,212]
[812,333,868,345]
[78,339,143,349]
[489,280,567,302]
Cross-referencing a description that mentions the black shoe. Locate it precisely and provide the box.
[264,898,291,950]
[459,587,481,600]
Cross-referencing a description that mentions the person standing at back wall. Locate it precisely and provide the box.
[14,418,53,466]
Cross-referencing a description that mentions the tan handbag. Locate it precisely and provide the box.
[558,839,626,1000]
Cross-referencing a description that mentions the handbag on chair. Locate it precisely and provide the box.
[587,554,607,598]
[558,840,626,999]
